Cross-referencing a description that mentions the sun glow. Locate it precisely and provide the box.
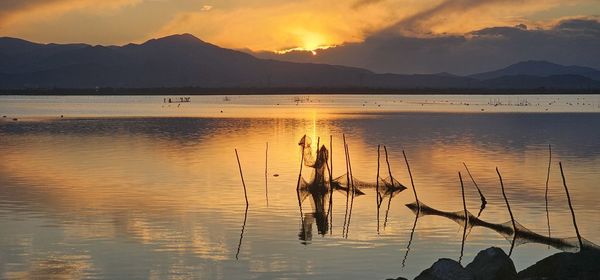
[274,31,336,55]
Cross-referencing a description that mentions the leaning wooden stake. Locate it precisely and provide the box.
[342,134,350,237]
[328,135,334,235]
[559,162,584,251]
[235,149,249,206]
[376,144,381,234]
[463,163,487,207]
[384,145,394,189]
[403,150,420,210]
[496,167,516,256]
[265,142,269,207]
[459,172,468,265]
[544,144,552,240]
[296,138,305,191]
[346,143,356,238]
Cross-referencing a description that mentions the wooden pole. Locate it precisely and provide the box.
[403,150,420,210]
[265,142,269,207]
[328,135,333,235]
[235,149,249,206]
[384,145,394,189]
[463,162,487,207]
[559,162,584,251]
[459,172,468,265]
[342,134,350,237]
[376,144,381,234]
[383,145,394,229]
[496,167,516,256]
[296,137,305,191]
[346,143,356,238]
[545,144,552,240]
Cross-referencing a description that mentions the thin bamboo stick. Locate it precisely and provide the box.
[463,162,487,206]
[496,167,516,256]
[346,143,356,238]
[342,134,350,237]
[296,137,305,191]
[403,150,419,210]
[459,172,468,265]
[329,135,333,235]
[545,144,552,240]
[559,162,584,251]
[384,145,394,189]
[376,144,381,234]
[235,149,249,206]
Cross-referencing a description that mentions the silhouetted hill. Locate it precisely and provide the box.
[481,74,600,89]
[0,34,380,88]
[0,35,599,91]
[470,60,600,81]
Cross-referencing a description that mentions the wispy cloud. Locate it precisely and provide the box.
[0,0,142,29]
[351,0,385,10]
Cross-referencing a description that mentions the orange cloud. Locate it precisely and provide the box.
[150,0,414,51]
[0,0,142,31]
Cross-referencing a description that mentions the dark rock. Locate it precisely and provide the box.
[386,277,408,280]
[517,249,600,280]
[465,247,517,280]
[415,258,475,280]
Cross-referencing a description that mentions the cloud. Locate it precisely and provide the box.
[255,17,600,75]
[378,0,570,35]
[0,0,142,30]
[150,0,399,51]
[351,0,385,10]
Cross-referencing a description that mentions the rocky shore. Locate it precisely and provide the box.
[389,247,600,280]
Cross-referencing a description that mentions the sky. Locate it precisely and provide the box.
[1,0,599,52]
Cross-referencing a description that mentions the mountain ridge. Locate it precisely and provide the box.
[0,34,599,91]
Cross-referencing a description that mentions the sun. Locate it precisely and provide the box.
[274,30,336,55]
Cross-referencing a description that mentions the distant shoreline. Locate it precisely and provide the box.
[1,87,600,95]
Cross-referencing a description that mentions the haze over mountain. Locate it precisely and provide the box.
[1,34,599,91]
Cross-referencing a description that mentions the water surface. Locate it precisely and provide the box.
[1,95,599,279]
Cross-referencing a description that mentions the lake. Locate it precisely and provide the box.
[1,94,600,279]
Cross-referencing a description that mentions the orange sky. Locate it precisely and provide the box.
[0,0,599,52]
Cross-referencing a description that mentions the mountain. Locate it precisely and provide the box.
[0,34,382,88]
[481,74,600,89]
[0,35,599,91]
[470,60,600,81]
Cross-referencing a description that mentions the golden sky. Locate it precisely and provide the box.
[0,0,599,52]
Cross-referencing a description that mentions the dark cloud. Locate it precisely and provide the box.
[255,18,600,75]
[0,0,62,14]
[380,0,522,34]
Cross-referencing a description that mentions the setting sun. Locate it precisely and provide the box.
[274,30,336,55]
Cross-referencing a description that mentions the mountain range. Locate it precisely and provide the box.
[1,34,599,91]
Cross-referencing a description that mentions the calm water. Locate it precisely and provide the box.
[1,95,600,279]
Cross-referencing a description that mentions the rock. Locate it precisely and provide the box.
[415,258,475,280]
[465,247,517,280]
[517,249,600,280]
[386,277,408,280]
